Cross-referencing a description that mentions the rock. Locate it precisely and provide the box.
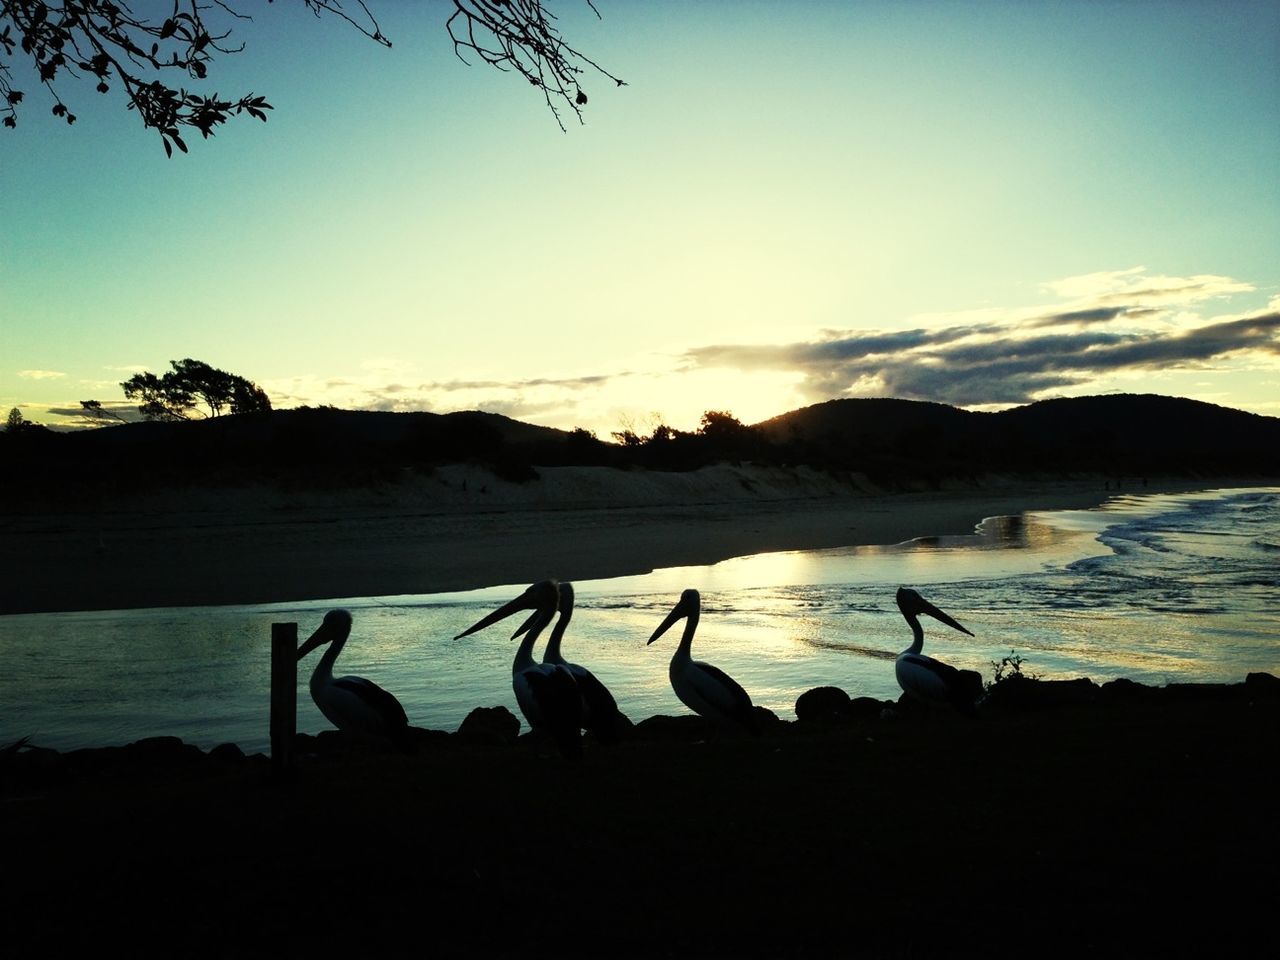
[986,676,1099,711]
[632,714,713,742]
[456,706,521,746]
[751,705,785,734]
[403,727,452,751]
[955,669,985,709]
[207,742,245,763]
[1246,672,1280,697]
[1160,682,1242,702]
[794,686,850,723]
[1101,677,1154,702]
[124,736,204,766]
[848,696,890,721]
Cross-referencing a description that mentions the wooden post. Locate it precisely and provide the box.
[270,622,298,778]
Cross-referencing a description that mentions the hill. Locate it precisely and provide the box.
[755,393,1280,479]
[2,394,1278,501]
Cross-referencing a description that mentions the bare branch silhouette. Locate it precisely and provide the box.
[447,0,624,131]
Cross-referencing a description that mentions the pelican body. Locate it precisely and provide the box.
[296,609,410,742]
[455,580,583,757]
[535,582,629,743]
[893,587,979,713]
[648,589,758,733]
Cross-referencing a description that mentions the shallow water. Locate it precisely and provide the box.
[2,487,1277,754]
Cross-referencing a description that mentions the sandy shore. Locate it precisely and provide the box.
[0,465,1248,615]
[4,464,1276,955]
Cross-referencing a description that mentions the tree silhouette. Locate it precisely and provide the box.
[121,358,272,421]
[1,1,621,151]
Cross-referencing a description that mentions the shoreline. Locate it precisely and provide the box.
[1,469,1263,615]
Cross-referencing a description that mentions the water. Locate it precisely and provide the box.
[2,487,1277,754]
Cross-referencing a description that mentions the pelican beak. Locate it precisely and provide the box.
[454,582,555,639]
[510,609,541,641]
[454,594,530,639]
[921,598,974,637]
[647,604,685,645]
[296,624,330,661]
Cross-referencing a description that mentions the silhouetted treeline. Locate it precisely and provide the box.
[2,395,1278,501]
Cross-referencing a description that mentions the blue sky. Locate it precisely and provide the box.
[3,0,1278,433]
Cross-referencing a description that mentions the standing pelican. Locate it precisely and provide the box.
[455,580,583,757]
[531,582,630,743]
[893,587,980,713]
[296,609,411,744]
[647,588,758,733]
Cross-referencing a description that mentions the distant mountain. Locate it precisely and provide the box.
[3,395,1277,497]
[755,394,1280,478]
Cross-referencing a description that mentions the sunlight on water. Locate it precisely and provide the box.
[1,487,1277,753]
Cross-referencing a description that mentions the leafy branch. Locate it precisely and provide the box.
[2,1,620,152]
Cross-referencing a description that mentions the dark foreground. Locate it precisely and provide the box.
[4,677,1278,959]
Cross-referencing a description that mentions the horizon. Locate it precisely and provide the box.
[4,1,1278,436]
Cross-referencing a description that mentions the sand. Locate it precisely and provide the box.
[0,464,1224,615]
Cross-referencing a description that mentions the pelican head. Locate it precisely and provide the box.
[455,579,560,640]
[512,580,575,641]
[296,608,353,660]
[895,587,973,636]
[647,588,700,645]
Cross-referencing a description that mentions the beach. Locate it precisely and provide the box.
[3,467,1278,956]
[0,464,1217,615]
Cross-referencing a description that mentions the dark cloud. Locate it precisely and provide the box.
[687,307,1280,407]
[1026,307,1129,327]
[45,402,144,427]
[423,372,631,392]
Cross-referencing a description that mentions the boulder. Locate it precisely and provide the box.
[456,706,521,746]
[1246,672,1280,697]
[794,686,851,723]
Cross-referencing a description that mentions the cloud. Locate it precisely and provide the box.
[17,369,66,380]
[46,402,144,426]
[686,271,1280,408]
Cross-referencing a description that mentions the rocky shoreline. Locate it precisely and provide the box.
[4,674,1276,957]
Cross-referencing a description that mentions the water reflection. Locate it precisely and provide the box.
[2,488,1276,754]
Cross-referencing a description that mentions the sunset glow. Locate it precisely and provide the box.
[3,1,1277,434]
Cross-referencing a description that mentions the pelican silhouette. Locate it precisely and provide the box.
[647,588,758,733]
[455,580,584,758]
[893,587,980,714]
[296,609,411,744]
[524,581,630,743]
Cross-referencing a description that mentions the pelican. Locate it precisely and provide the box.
[455,580,583,758]
[530,581,629,743]
[893,587,980,713]
[296,609,411,744]
[647,588,758,733]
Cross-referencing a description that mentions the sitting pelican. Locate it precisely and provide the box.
[893,587,981,713]
[296,609,411,744]
[532,581,630,743]
[647,588,758,733]
[455,580,583,758]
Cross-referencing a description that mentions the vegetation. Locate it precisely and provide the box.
[119,358,272,421]
[2,394,1278,501]
[986,649,1038,691]
[1,1,621,152]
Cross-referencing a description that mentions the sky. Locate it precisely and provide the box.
[2,0,1278,435]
